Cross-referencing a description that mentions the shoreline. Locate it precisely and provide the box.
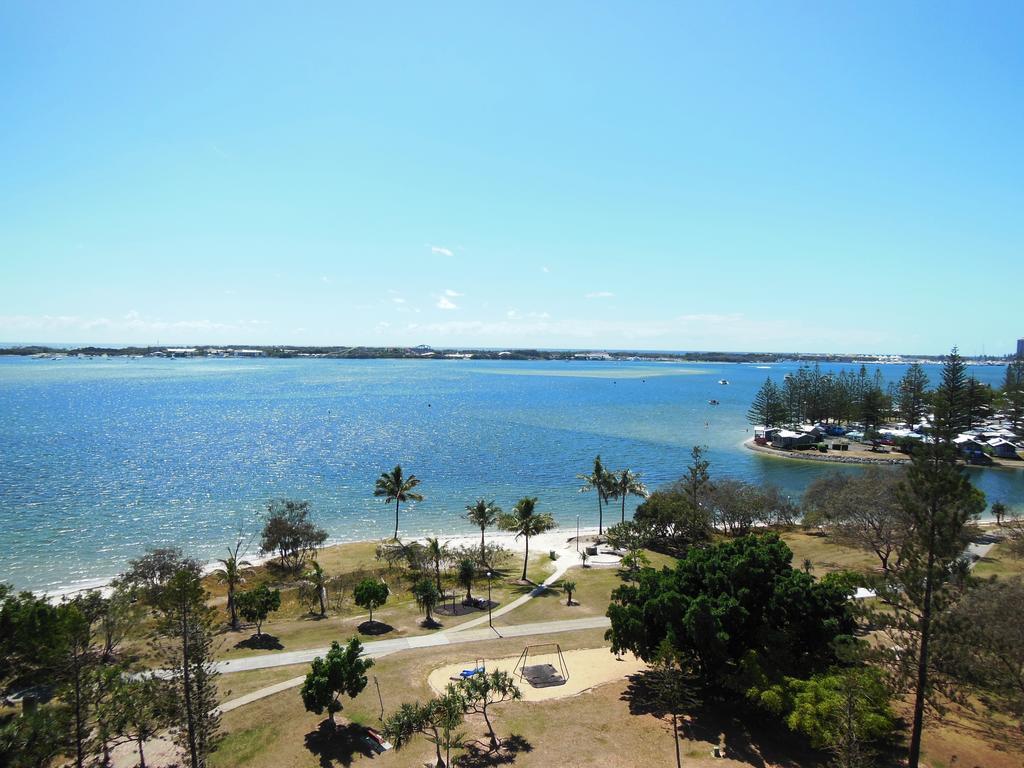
[744,438,1024,470]
[743,438,910,466]
[35,525,607,601]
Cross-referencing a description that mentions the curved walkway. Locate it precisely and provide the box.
[216,615,611,713]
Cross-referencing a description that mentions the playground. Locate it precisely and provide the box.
[427,645,645,702]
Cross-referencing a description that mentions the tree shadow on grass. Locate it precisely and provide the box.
[234,633,284,651]
[621,671,828,768]
[357,620,395,636]
[456,734,533,767]
[304,720,376,767]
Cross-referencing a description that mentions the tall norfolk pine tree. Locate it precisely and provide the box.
[896,363,929,427]
[747,377,787,427]
[1002,355,1024,432]
[930,347,969,443]
[877,442,984,768]
[156,569,220,768]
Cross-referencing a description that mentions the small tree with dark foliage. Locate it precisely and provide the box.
[259,500,327,571]
[300,639,373,730]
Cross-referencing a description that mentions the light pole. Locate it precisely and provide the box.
[486,570,493,629]
[576,515,580,552]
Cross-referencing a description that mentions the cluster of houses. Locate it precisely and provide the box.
[754,420,1023,463]
[149,348,267,358]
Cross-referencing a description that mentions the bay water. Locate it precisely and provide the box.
[1,356,1020,592]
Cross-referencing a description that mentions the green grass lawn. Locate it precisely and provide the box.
[213,551,556,661]
[972,542,1024,580]
[779,530,880,575]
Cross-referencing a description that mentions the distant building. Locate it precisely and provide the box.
[1018,338,1024,357]
[165,347,196,357]
[771,430,817,450]
[233,349,266,357]
[987,438,1021,459]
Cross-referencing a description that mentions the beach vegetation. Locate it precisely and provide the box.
[298,561,329,618]
[705,479,797,535]
[456,558,475,604]
[122,547,201,605]
[562,579,576,606]
[498,497,556,581]
[464,499,501,563]
[216,540,252,631]
[299,638,373,730]
[802,468,914,573]
[374,465,423,541]
[259,500,326,572]
[577,455,613,536]
[425,537,448,592]
[412,577,441,627]
[608,468,649,524]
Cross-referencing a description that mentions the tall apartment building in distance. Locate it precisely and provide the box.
[1018,338,1024,357]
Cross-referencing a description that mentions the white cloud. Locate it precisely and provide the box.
[436,296,458,310]
[321,276,332,284]
[392,297,406,304]
[507,309,549,320]
[541,266,550,273]
[585,291,615,299]
[0,312,263,336]
[429,245,454,257]
[444,289,463,297]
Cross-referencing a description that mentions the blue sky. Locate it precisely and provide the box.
[1,3,1021,354]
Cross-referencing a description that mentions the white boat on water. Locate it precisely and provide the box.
[718,379,729,385]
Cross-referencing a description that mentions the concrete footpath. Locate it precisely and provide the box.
[216,615,611,713]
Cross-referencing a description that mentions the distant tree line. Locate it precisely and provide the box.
[748,348,1020,436]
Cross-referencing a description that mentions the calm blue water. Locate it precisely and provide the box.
[1,357,1021,592]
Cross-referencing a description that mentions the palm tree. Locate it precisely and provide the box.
[465,499,501,563]
[457,558,476,604]
[578,455,613,536]
[499,497,556,581]
[563,579,577,606]
[216,539,251,631]
[425,537,447,592]
[374,465,424,540]
[302,560,329,617]
[610,468,649,524]
[412,577,441,627]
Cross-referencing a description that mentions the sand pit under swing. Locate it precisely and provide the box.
[428,647,646,702]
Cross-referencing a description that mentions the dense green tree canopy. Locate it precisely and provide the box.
[234,584,281,637]
[606,534,854,692]
[259,500,327,571]
[353,578,389,624]
[300,638,373,728]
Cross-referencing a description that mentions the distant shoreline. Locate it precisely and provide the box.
[745,438,912,466]
[745,438,1024,471]
[0,344,1010,366]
